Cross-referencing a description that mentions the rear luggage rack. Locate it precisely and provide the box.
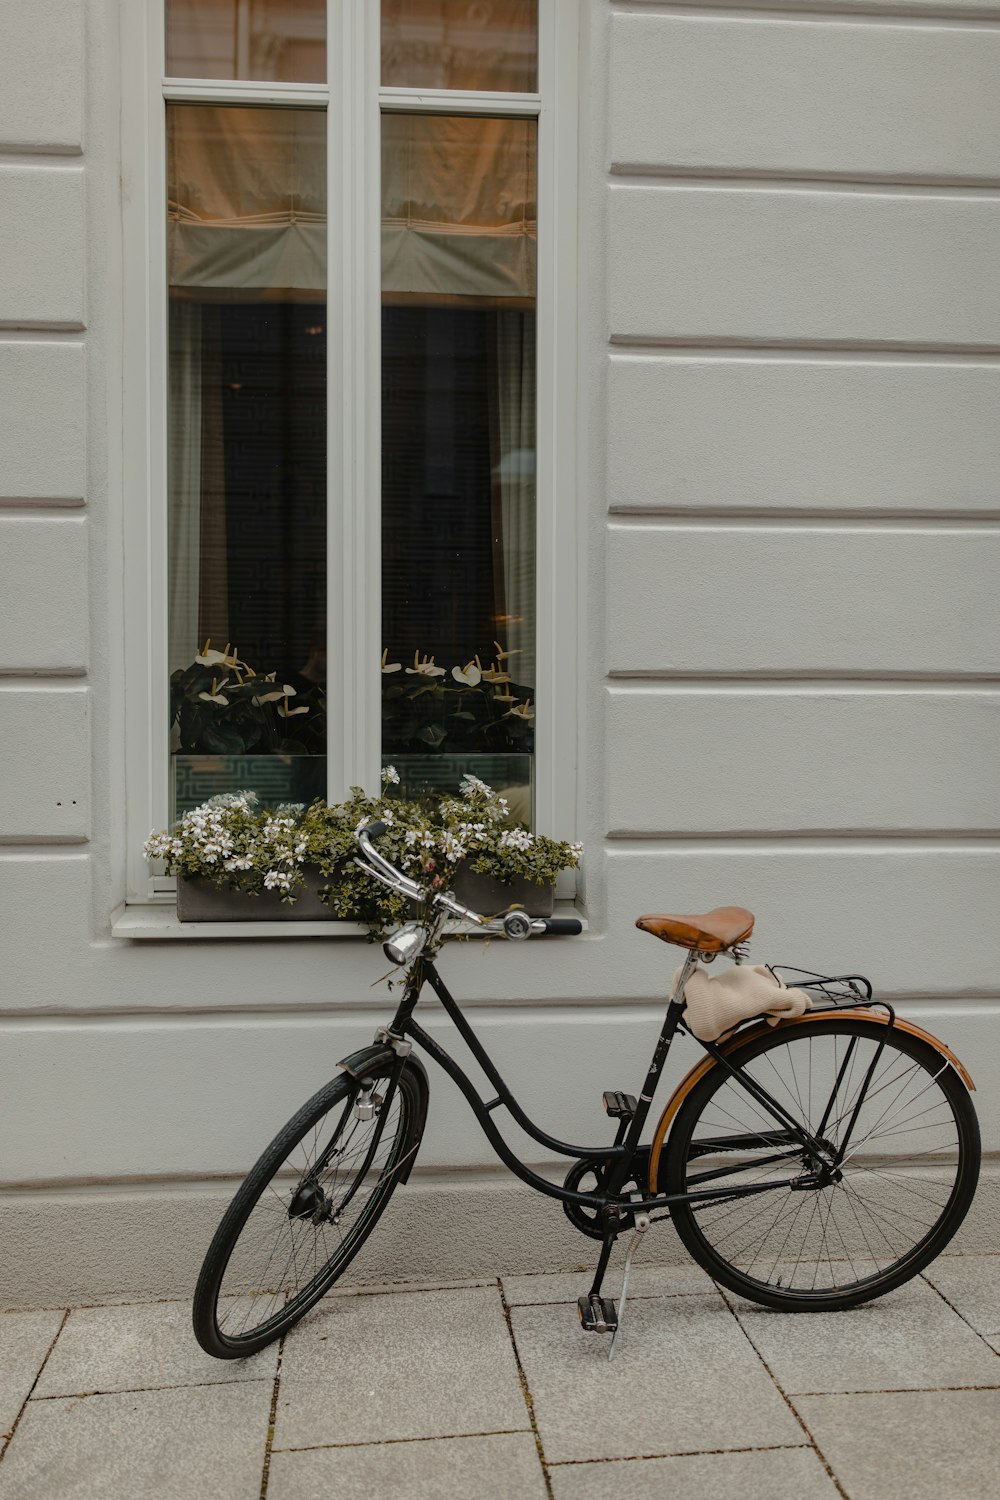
[768,967,877,1012]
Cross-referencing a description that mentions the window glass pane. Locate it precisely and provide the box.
[167,105,327,816]
[381,0,537,92]
[166,0,326,84]
[381,115,537,822]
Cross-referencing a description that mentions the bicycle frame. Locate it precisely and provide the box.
[374,949,834,1223]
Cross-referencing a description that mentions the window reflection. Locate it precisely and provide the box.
[381,0,537,92]
[167,106,327,815]
[166,0,326,84]
[381,114,537,821]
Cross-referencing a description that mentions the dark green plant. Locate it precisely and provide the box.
[170,644,326,757]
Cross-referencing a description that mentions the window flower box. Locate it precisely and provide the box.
[145,773,579,934]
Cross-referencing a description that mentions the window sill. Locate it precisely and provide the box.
[111,900,588,941]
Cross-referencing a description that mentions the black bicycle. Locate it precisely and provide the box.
[193,823,981,1359]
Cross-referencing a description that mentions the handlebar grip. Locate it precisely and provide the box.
[361,820,387,841]
[541,917,583,936]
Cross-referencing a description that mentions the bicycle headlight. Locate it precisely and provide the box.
[383,922,427,967]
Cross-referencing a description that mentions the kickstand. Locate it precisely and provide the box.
[608,1212,649,1362]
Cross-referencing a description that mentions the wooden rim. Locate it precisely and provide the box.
[647,1010,975,1192]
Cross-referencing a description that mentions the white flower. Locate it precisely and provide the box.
[505,700,534,722]
[442,832,466,863]
[278,690,309,717]
[264,870,292,892]
[459,774,494,800]
[493,641,521,662]
[381,764,401,785]
[197,677,230,706]
[451,661,482,686]
[500,827,533,853]
[404,830,418,847]
[382,810,395,826]
[406,651,446,678]
[381,648,402,674]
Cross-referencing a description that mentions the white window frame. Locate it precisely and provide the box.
[119,0,580,909]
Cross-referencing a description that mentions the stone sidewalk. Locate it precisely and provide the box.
[1,1254,999,1499]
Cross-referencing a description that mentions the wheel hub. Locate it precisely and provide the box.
[287,1181,331,1223]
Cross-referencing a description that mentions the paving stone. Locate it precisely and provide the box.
[731,1276,1000,1394]
[501,1261,713,1306]
[0,1311,63,1444]
[0,1381,273,1500]
[268,1432,548,1500]
[33,1300,277,1396]
[548,1447,839,1500]
[510,1293,802,1463]
[922,1256,1000,1337]
[273,1285,528,1450]
[795,1390,1000,1500]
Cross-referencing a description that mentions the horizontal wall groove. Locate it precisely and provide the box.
[0,147,83,165]
[606,680,1000,695]
[612,3,1000,24]
[607,510,1000,528]
[0,999,682,1027]
[608,671,1000,686]
[609,347,1000,367]
[0,500,86,514]
[609,835,1000,855]
[609,336,1000,357]
[0,328,85,344]
[0,667,87,680]
[0,321,85,335]
[608,829,1000,844]
[2,990,999,1025]
[610,168,1000,195]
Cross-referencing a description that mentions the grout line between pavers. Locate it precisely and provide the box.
[790,1383,1000,1397]
[0,1309,69,1463]
[271,1428,532,1454]
[919,1272,1000,1358]
[716,1286,851,1500]
[30,1376,273,1401]
[259,1333,285,1500]
[498,1278,555,1500]
[547,1441,813,1467]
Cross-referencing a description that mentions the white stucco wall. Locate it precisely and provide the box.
[1,0,998,1302]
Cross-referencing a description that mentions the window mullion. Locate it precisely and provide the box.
[534,0,578,856]
[327,0,382,799]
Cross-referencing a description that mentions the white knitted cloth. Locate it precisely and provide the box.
[673,963,810,1043]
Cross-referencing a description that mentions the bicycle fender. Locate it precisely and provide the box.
[338,1043,398,1079]
[647,1008,975,1193]
[337,1045,430,1184]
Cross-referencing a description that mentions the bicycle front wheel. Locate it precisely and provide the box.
[193,1060,425,1358]
[664,1017,979,1311]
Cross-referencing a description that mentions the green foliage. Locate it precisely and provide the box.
[170,648,326,757]
[381,648,534,757]
[144,772,582,936]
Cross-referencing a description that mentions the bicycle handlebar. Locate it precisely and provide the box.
[354,824,582,938]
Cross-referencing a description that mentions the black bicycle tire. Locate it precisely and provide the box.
[664,1017,980,1312]
[193,1061,424,1358]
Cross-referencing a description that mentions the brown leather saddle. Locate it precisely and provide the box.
[635,906,754,954]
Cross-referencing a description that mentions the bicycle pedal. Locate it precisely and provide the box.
[602,1091,637,1120]
[577,1294,618,1333]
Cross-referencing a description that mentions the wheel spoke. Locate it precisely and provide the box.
[670,1022,973,1302]
[195,1071,416,1354]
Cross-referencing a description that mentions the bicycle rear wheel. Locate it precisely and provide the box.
[664,1017,979,1311]
[193,1060,425,1358]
